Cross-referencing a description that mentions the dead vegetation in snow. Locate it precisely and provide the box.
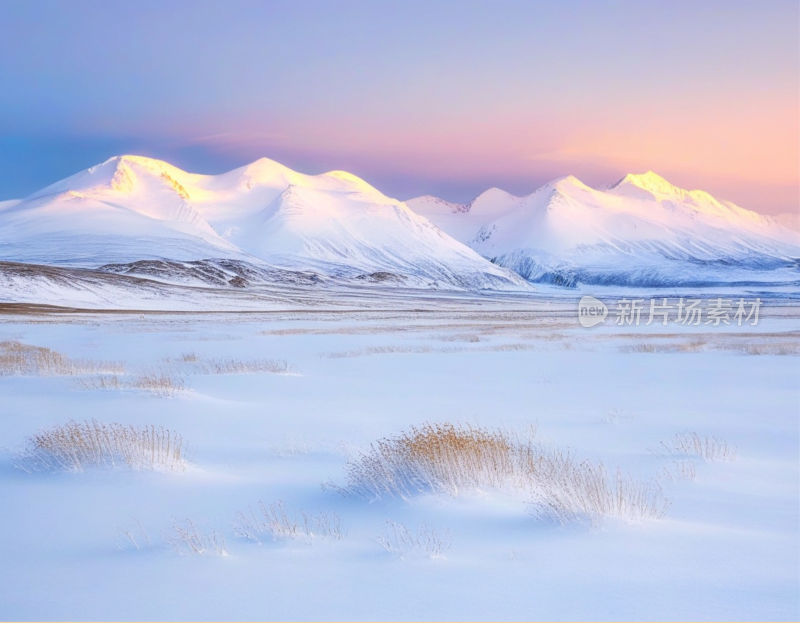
[660,432,737,462]
[75,366,187,398]
[190,356,294,375]
[331,422,670,524]
[376,520,452,559]
[233,500,345,544]
[0,340,124,376]
[619,332,800,356]
[76,352,296,398]
[166,519,229,556]
[14,419,190,473]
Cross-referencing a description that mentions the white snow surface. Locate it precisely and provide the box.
[0,156,526,291]
[408,172,800,287]
[0,306,797,621]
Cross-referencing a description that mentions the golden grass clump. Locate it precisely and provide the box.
[15,419,190,472]
[335,421,669,523]
[339,422,523,499]
[0,340,124,376]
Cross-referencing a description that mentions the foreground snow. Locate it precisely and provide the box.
[0,301,797,621]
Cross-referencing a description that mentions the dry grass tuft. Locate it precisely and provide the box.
[115,518,152,551]
[76,367,187,398]
[662,432,737,462]
[193,357,293,375]
[0,340,124,376]
[75,375,126,391]
[129,368,187,397]
[621,342,659,353]
[336,422,526,499]
[620,339,707,354]
[527,455,670,524]
[325,345,438,359]
[77,353,294,397]
[376,520,452,558]
[620,335,799,356]
[333,422,669,523]
[661,459,697,481]
[436,334,481,343]
[735,342,800,356]
[15,419,190,472]
[490,343,537,352]
[233,501,345,543]
[166,519,228,556]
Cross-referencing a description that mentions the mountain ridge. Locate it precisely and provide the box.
[408,171,800,287]
[0,155,529,292]
[1,155,797,291]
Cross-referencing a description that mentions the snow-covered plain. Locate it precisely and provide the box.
[0,299,797,621]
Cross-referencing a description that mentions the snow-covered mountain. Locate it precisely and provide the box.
[0,156,528,291]
[4,157,796,293]
[408,172,800,287]
[776,212,800,233]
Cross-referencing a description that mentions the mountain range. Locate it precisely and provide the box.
[0,155,526,291]
[408,172,800,287]
[1,155,798,296]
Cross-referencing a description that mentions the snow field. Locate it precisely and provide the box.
[0,308,797,620]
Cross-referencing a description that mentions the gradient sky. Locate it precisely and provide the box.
[0,0,797,214]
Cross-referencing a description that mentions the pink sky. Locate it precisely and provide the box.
[1,2,797,215]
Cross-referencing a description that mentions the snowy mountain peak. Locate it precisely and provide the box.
[471,187,519,209]
[235,157,298,184]
[607,171,717,206]
[109,154,173,170]
[548,175,592,193]
[28,154,199,202]
[608,171,760,221]
[321,169,375,188]
[612,170,675,193]
[103,155,192,187]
